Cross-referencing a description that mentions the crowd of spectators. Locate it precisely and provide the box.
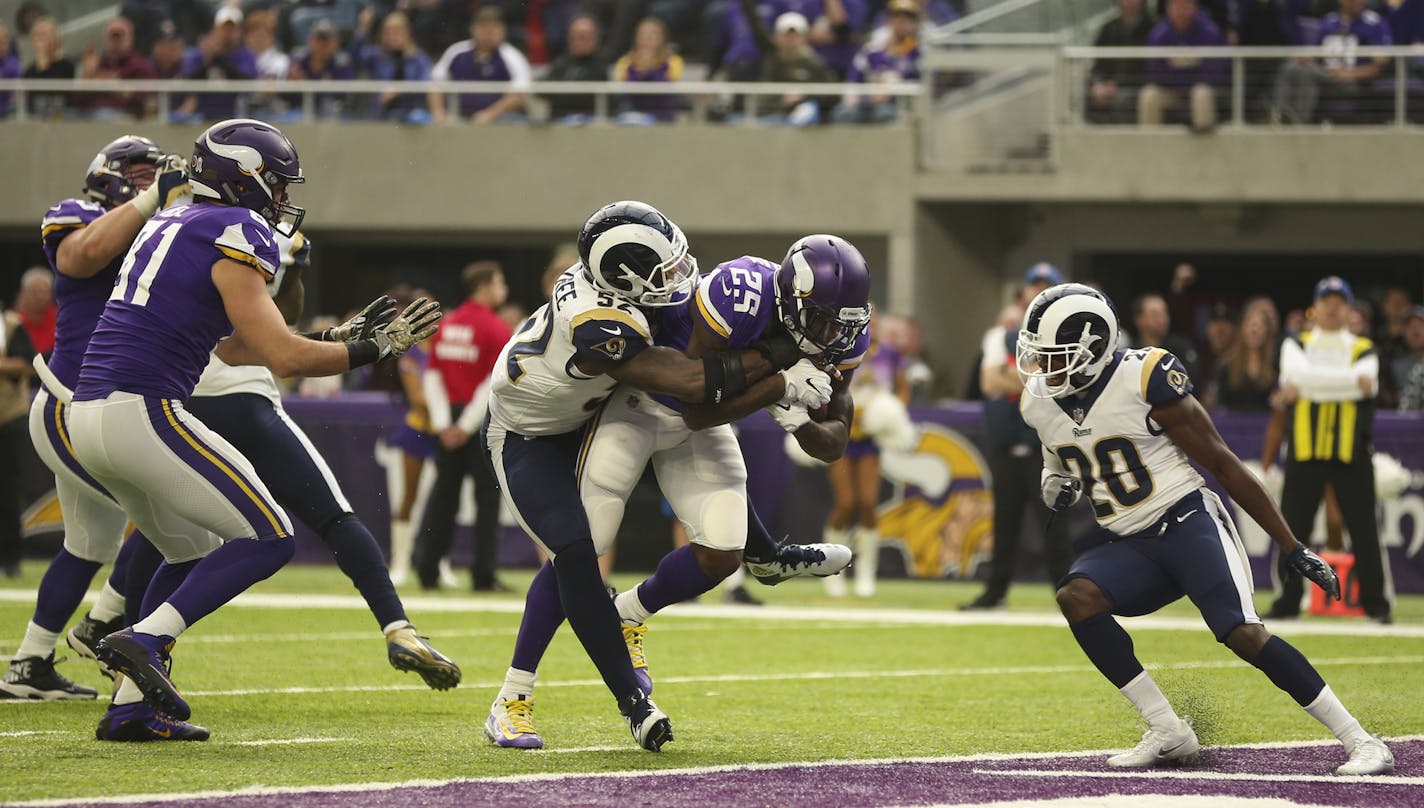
[0,0,949,124]
[1085,0,1424,129]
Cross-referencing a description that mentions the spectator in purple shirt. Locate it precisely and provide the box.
[775,0,869,78]
[1138,0,1227,131]
[150,22,185,79]
[287,18,355,118]
[0,20,20,118]
[359,11,434,124]
[430,6,531,125]
[612,16,684,124]
[173,5,259,121]
[832,0,918,124]
[1273,0,1393,124]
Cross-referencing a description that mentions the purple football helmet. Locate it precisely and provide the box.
[774,235,872,359]
[189,118,305,236]
[84,135,162,208]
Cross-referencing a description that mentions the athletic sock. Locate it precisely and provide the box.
[380,620,413,635]
[510,562,565,672]
[122,533,164,627]
[724,566,747,590]
[1069,612,1145,688]
[1250,635,1328,706]
[323,515,407,628]
[164,538,294,629]
[112,675,143,706]
[550,541,641,701]
[15,623,61,661]
[499,667,537,702]
[132,603,188,640]
[31,550,102,632]
[1303,685,1366,743]
[89,582,126,624]
[1120,670,1180,732]
[629,544,716,618]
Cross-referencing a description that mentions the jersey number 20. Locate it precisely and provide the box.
[1055,437,1153,518]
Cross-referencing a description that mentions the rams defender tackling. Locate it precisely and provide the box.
[1017,283,1393,775]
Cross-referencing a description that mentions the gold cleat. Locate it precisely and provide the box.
[385,627,461,690]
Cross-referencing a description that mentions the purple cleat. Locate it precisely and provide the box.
[94,629,188,720]
[622,623,653,695]
[96,701,210,742]
[485,695,543,749]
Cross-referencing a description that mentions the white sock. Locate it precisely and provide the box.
[724,566,747,590]
[616,588,651,626]
[1304,685,1365,743]
[389,521,414,570]
[381,620,413,636]
[132,603,188,640]
[15,622,61,660]
[500,667,537,701]
[824,526,852,547]
[1120,671,1179,732]
[112,675,143,706]
[89,583,126,623]
[854,529,880,593]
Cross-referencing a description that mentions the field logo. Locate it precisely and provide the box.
[876,425,993,579]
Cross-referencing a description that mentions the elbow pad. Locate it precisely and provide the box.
[702,351,748,405]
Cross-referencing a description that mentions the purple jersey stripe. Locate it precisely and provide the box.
[43,396,116,501]
[144,398,289,539]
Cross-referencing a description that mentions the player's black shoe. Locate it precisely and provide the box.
[0,653,98,701]
[94,629,187,720]
[67,613,126,680]
[619,690,673,752]
[723,584,764,606]
[96,701,209,742]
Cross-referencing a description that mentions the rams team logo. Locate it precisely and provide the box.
[1167,369,1189,396]
[592,337,626,361]
[876,425,994,579]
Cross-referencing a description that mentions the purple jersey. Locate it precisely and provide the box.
[652,255,869,410]
[40,198,118,389]
[432,41,532,117]
[75,203,280,403]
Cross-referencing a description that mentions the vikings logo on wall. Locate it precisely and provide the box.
[875,425,994,579]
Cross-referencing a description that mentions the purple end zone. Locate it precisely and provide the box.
[45,739,1420,808]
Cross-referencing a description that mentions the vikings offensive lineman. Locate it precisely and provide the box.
[481,202,825,751]
[66,119,438,739]
[0,137,186,704]
[1019,283,1392,775]
[110,229,461,699]
[485,236,865,749]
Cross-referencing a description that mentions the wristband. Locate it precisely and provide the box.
[345,339,382,369]
[299,329,335,342]
[131,184,160,218]
[701,351,748,405]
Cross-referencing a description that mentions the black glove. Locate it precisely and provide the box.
[327,295,398,342]
[752,331,801,370]
[1286,544,1341,602]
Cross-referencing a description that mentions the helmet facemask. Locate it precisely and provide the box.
[586,221,698,308]
[1016,284,1118,399]
[783,297,871,360]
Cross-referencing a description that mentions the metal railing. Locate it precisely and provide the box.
[0,77,923,125]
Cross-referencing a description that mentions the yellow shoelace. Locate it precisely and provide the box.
[622,624,648,669]
[501,698,537,735]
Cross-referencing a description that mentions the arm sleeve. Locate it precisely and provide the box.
[1280,337,1370,400]
[980,326,1007,370]
[1141,349,1194,406]
[423,366,452,431]
[502,44,532,89]
[431,43,457,81]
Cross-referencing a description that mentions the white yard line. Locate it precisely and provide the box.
[0,730,64,737]
[2,655,1419,705]
[231,737,351,747]
[977,768,1424,786]
[10,735,1424,807]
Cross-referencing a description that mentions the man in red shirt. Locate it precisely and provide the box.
[416,262,514,591]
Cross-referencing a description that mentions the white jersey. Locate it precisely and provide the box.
[488,265,654,435]
[1021,347,1204,536]
[193,230,309,402]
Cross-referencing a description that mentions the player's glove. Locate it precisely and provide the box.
[374,297,443,359]
[325,295,398,342]
[779,358,833,410]
[1286,543,1341,602]
[132,155,191,218]
[769,401,812,434]
[752,331,801,370]
[1040,472,1082,511]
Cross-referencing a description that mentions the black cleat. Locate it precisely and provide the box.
[94,629,187,720]
[67,613,127,680]
[620,690,673,752]
[0,653,98,701]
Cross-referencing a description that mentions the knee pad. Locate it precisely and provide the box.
[584,495,627,557]
[691,490,747,552]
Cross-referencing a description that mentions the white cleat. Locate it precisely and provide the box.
[620,692,673,752]
[747,542,852,585]
[1336,734,1394,775]
[1106,719,1200,768]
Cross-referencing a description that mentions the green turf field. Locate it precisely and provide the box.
[1,562,1421,804]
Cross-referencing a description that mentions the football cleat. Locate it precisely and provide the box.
[622,622,653,695]
[67,613,126,680]
[484,695,543,749]
[94,629,187,720]
[747,541,852,586]
[1106,718,1200,768]
[619,690,673,752]
[96,701,209,742]
[386,626,462,690]
[0,653,98,701]
[1336,734,1394,775]
[722,584,763,606]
